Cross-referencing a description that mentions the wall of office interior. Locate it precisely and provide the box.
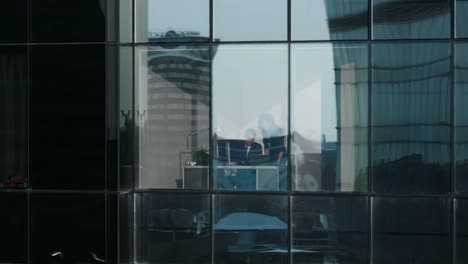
[1,0,468,264]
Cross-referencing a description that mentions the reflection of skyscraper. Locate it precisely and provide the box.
[137,41,214,188]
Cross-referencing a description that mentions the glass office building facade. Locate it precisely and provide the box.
[2,0,468,263]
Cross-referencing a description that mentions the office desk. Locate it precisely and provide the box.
[182,165,279,190]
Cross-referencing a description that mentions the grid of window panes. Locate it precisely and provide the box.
[0,1,119,264]
[118,0,468,264]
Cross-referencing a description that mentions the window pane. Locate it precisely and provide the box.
[120,193,134,263]
[457,0,468,38]
[456,43,468,193]
[120,0,132,43]
[135,0,209,43]
[372,42,451,193]
[456,199,468,263]
[31,0,115,43]
[292,196,368,264]
[31,194,106,264]
[30,45,106,189]
[291,43,368,192]
[136,193,210,263]
[373,0,451,39]
[120,46,134,191]
[214,0,287,41]
[214,194,288,264]
[135,45,210,189]
[0,46,28,188]
[0,192,27,263]
[0,0,27,43]
[292,0,368,40]
[212,44,288,191]
[372,197,450,264]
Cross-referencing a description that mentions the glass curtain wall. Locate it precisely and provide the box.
[119,0,468,264]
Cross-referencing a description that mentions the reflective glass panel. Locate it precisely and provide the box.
[212,44,288,191]
[372,197,450,264]
[30,45,106,190]
[292,0,368,40]
[120,0,132,43]
[0,0,28,43]
[372,42,451,193]
[372,0,451,39]
[291,43,368,192]
[214,194,288,264]
[135,45,210,189]
[120,193,134,263]
[0,192,27,263]
[136,193,210,263]
[213,0,287,41]
[456,43,468,193]
[456,199,468,263]
[135,0,209,43]
[120,46,134,191]
[31,0,115,43]
[0,46,28,188]
[31,194,106,264]
[457,0,468,38]
[292,196,368,264]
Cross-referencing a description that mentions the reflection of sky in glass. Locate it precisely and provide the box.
[214,0,287,41]
[147,0,209,36]
[212,44,288,140]
[292,44,337,142]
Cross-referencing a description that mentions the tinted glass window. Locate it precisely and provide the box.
[214,0,287,41]
[372,197,450,264]
[0,192,27,263]
[135,193,210,263]
[456,199,468,263]
[30,194,106,264]
[292,196,368,264]
[456,43,468,193]
[135,45,210,189]
[373,0,451,39]
[291,43,368,192]
[372,42,451,193]
[292,0,368,40]
[0,0,28,43]
[212,44,288,191]
[120,0,133,43]
[0,46,28,188]
[31,0,115,43]
[120,46,134,191]
[457,0,468,38]
[135,0,209,43]
[30,45,106,190]
[214,194,288,264]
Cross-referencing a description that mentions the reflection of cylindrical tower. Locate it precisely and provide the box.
[137,41,215,188]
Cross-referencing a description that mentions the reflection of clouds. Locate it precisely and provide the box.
[215,102,286,140]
